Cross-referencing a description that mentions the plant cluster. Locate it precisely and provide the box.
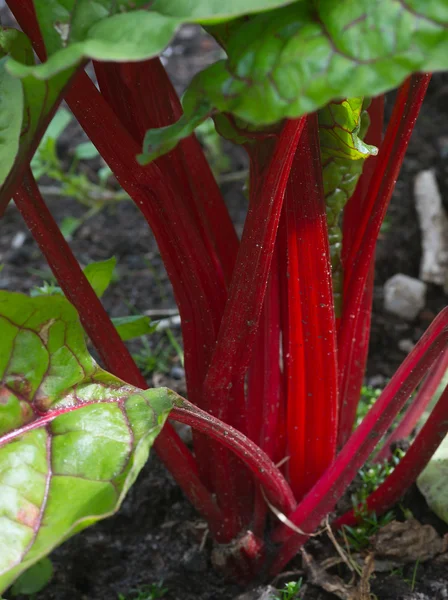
[0,0,447,594]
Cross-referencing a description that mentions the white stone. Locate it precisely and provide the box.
[384,274,427,321]
[414,169,448,289]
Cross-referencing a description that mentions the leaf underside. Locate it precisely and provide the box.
[0,291,172,594]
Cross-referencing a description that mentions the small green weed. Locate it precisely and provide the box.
[132,327,183,376]
[343,449,405,551]
[355,385,382,427]
[343,510,395,552]
[274,578,303,600]
[390,560,420,591]
[32,108,128,239]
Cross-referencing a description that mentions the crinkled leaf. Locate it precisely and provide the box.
[417,435,448,525]
[0,57,23,187]
[0,28,76,213]
[318,98,377,316]
[0,291,173,594]
[319,99,377,161]
[139,0,448,162]
[112,315,157,342]
[83,256,116,298]
[10,557,53,596]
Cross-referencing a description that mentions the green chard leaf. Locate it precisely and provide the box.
[6,0,297,81]
[82,256,116,298]
[139,0,448,162]
[318,98,377,317]
[0,291,173,594]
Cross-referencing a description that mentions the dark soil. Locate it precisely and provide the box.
[0,17,447,600]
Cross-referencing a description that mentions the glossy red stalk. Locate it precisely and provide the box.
[338,75,430,445]
[278,115,339,499]
[93,60,238,285]
[375,348,448,463]
[65,72,224,391]
[67,72,248,540]
[13,170,223,534]
[92,59,234,493]
[204,118,305,424]
[269,308,448,573]
[247,252,282,452]
[335,382,448,530]
[247,253,282,536]
[199,119,305,535]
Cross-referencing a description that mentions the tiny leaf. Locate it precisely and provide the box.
[60,216,82,240]
[83,256,116,298]
[10,557,53,596]
[112,315,157,342]
[74,141,99,161]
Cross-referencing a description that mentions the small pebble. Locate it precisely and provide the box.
[384,274,427,321]
[398,338,415,353]
[170,366,185,380]
[11,231,26,249]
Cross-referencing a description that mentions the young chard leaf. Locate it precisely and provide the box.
[318,98,377,316]
[83,256,116,298]
[112,315,157,342]
[140,0,448,162]
[0,291,173,594]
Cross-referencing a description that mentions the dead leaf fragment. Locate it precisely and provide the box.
[354,553,374,600]
[301,548,358,600]
[373,519,447,563]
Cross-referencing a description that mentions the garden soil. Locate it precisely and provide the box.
[1,23,448,600]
